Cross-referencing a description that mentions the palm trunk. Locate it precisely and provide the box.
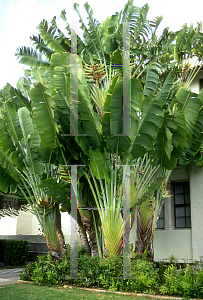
[87,227,99,257]
[78,210,99,257]
[78,225,91,255]
[134,207,154,261]
[55,203,66,259]
[43,204,66,260]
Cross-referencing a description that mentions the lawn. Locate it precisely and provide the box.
[0,283,151,300]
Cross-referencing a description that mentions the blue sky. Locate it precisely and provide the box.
[0,0,203,88]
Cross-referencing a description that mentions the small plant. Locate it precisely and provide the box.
[169,254,178,265]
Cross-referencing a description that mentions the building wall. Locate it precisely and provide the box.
[154,229,192,262]
[188,69,203,93]
[189,161,203,261]
[0,216,17,235]
[154,163,203,262]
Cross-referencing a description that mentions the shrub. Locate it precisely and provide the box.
[0,239,29,266]
[20,246,203,298]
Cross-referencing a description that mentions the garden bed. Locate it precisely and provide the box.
[19,246,203,299]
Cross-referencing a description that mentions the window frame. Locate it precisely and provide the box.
[173,181,191,229]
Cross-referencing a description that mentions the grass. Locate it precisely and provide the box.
[0,283,152,300]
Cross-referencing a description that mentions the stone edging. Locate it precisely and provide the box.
[17,281,202,300]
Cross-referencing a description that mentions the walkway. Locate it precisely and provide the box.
[0,268,23,286]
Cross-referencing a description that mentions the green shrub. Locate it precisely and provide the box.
[0,239,29,266]
[20,246,203,298]
[130,258,160,294]
[159,264,182,296]
[159,263,203,298]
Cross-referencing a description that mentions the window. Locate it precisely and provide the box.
[157,204,165,229]
[173,181,191,228]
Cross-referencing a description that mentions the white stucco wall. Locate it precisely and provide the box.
[189,162,203,261]
[154,229,192,262]
[15,210,79,245]
[0,216,17,235]
[16,211,39,235]
[188,69,203,93]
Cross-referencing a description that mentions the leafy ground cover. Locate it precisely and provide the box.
[0,284,150,300]
[19,245,203,298]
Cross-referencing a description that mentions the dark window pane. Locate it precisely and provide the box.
[175,184,183,193]
[186,206,191,217]
[175,194,184,205]
[185,193,190,204]
[176,207,185,217]
[184,183,190,193]
[186,217,191,228]
[176,217,186,228]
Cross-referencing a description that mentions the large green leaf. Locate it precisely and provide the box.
[30,34,55,60]
[16,77,31,99]
[38,178,70,207]
[5,84,31,112]
[37,20,68,53]
[138,176,166,205]
[149,108,186,169]
[77,58,101,147]
[50,52,70,94]
[89,148,110,183]
[143,63,160,97]
[102,76,131,153]
[0,150,20,193]
[18,107,44,174]
[171,88,200,148]
[15,47,50,68]
[131,94,164,158]
[30,83,59,148]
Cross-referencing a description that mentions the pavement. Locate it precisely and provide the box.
[0,268,23,286]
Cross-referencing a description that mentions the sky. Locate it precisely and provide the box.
[0,0,203,88]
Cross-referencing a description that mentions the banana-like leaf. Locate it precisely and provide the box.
[183,105,203,158]
[37,20,68,53]
[73,3,105,66]
[30,68,50,88]
[131,155,160,208]
[30,34,55,60]
[18,107,44,174]
[0,118,24,171]
[0,150,20,193]
[143,63,160,97]
[102,76,131,153]
[156,72,174,105]
[30,83,59,148]
[15,47,50,68]
[50,52,70,94]
[42,206,58,250]
[193,145,203,167]
[38,178,70,207]
[5,84,31,112]
[77,58,101,147]
[89,148,110,183]
[137,175,166,205]
[131,94,164,158]
[150,108,186,169]
[16,77,31,99]
[171,88,200,148]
